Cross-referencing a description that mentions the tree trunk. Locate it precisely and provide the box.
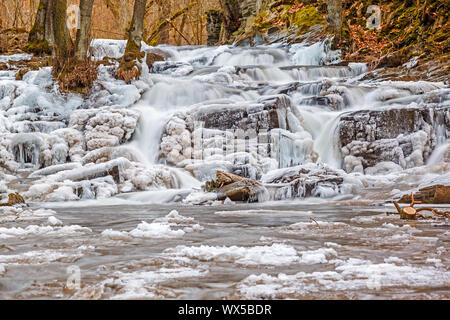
[52,0,72,75]
[117,0,146,83]
[219,0,243,41]
[127,0,146,52]
[26,0,54,54]
[44,0,55,47]
[326,0,343,43]
[176,14,187,46]
[75,0,94,61]
[28,0,47,44]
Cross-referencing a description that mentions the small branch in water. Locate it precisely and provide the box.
[388,193,450,220]
[309,216,320,228]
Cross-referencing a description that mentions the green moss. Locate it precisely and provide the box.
[24,39,50,55]
[117,39,143,83]
[290,6,325,34]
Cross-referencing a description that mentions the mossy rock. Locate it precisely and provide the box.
[290,6,325,34]
[24,40,51,55]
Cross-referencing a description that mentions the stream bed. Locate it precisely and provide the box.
[0,201,449,299]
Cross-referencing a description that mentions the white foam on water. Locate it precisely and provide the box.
[237,258,450,299]
[0,224,92,239]
[96,266,208,299]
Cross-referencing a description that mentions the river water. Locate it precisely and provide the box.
[0,201,448,299]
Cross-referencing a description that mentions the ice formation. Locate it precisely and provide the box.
[0,38,448,204]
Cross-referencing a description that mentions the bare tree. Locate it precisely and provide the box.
[117,0,147,83]
[75,0,94,61]
[326,0,343,43]
[156,0,171,44]
[52,0,72,75]
[49,0,98,94]
[26,0,55,54]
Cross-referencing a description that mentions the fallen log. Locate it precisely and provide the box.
[204,170,265,203]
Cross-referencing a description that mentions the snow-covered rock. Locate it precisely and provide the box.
[339,105,449,173]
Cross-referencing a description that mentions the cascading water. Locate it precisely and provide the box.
[128,41,367,178]
[88,39,448,201]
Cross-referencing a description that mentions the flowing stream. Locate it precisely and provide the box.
[0,41,449,299]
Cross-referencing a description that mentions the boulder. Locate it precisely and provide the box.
[339,106,449,172]
[195,95,291,132]
[146,52,165,69]
[262,164,344,200]
[159,94,317,179]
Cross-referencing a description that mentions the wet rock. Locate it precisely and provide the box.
[146,52,165,69]
[159,94,316,178]
[150,61,193,76]
[339,106,450,172]
[399,185,450,204]
[215,180,260,202]
[195,95,291,131]
[206,10,223,46]
[262,164,345,200]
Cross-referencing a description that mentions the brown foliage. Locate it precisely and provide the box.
[0,28,28,54]
[117,65,140,84]
[58,60,98,95]
[13,56,51,80]
[0,34,6,53]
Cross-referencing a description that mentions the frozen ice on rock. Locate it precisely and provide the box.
[47,216,63,226]
[0,39,447,205]
[69,108,139,151]
[101,210,202,240]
